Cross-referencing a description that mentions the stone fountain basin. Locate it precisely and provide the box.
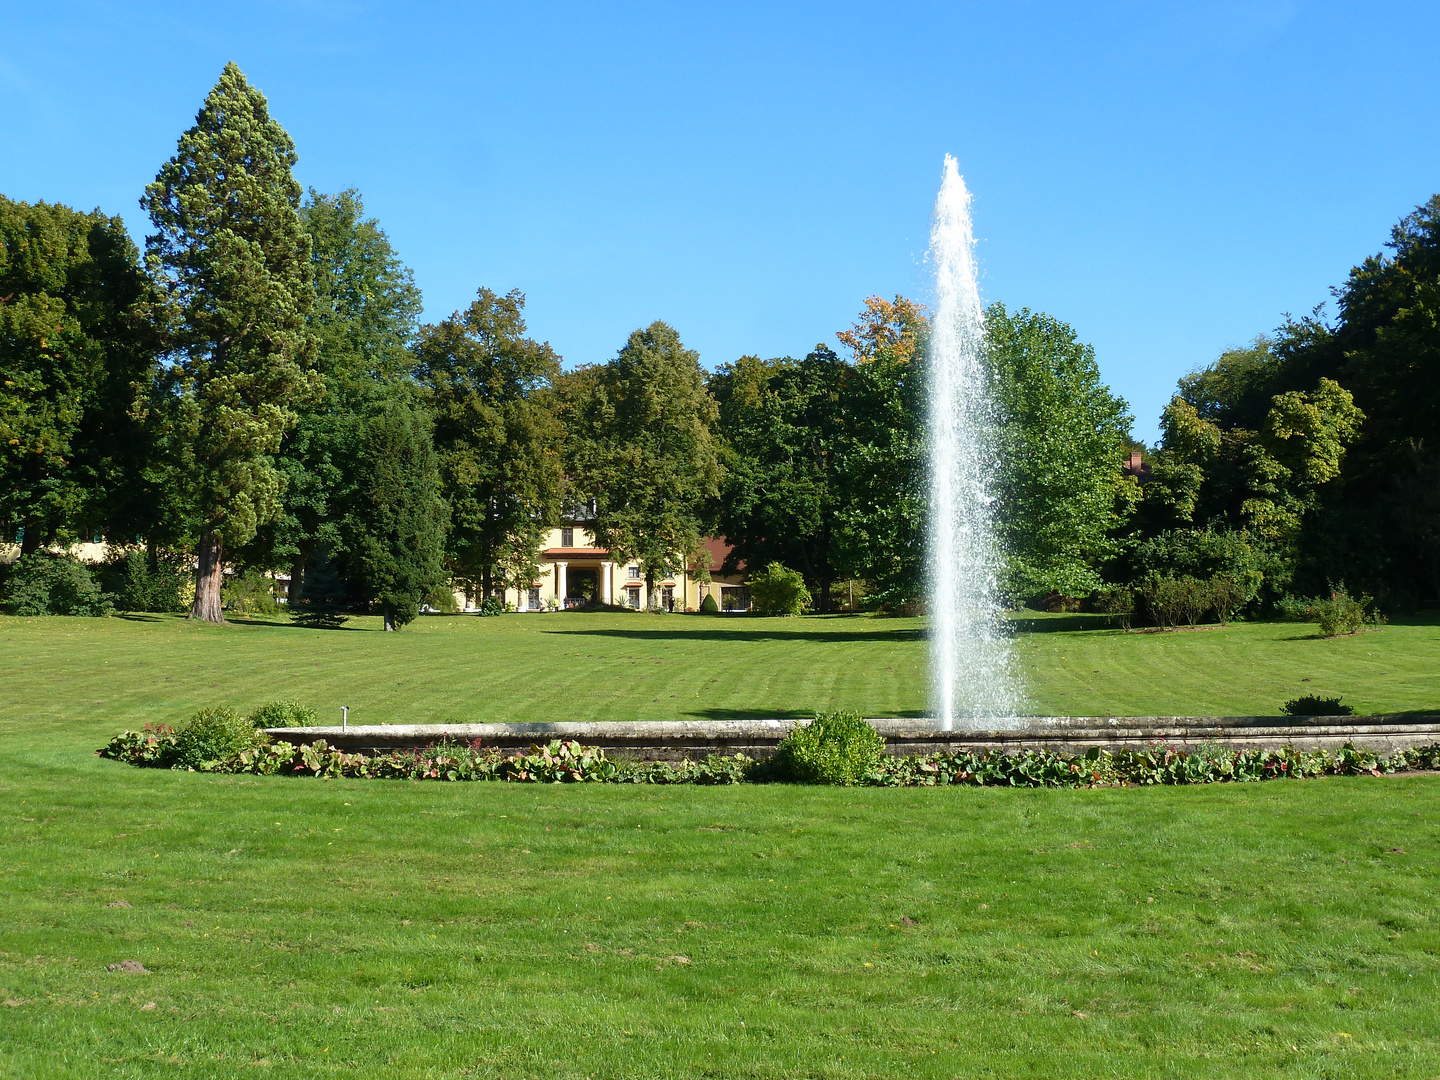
[266,715,1440,760]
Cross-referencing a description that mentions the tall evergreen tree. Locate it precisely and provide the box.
[566,321,721,600]
[346,394,449,631]
[238,188,423,599]
[415,288,563,602]
[142,62,318,623]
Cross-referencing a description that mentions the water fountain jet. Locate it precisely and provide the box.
[927,155,1018,729]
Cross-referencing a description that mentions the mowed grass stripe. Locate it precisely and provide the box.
[2,764,1437,1077]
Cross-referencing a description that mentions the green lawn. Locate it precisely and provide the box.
[3,612,1439,1077]
[1,611,1438,746]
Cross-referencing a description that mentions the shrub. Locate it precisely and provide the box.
[422,583,458,613]
[1314,585,1367,637]
[1141,574,1209,628]
[1282,694,1353,717]
[748,563,810,616]
[5,552,113,616]
[102,550,189,613]
[173,706,265,769]
[246,700,318,729]
[1092,585,1134,630]
[699,592,720,615]
[478,596,506,617]
[1208,574,1248,625]
[1132,527,1268,611]
[773,711,886,785]
[222,569,280,615]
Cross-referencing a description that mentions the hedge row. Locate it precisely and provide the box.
[98,725,1440,787]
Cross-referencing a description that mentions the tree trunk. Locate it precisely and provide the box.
[645,568,655,610]
[191,531,225,623]
[383,603,396,631]
[820,577,831,614]
[19,517,42,556]
[481,565,492,605]
[289,553,307,607]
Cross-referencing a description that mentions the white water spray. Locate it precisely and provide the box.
[927,155,1017,729]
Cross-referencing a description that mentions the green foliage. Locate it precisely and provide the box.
[416,288,563,603]
[1131,528,1268,601]
[4,552,113,616]
[1282,694,1352,716]
[222,569,280,614]
[142,62,318,619]
[1313,585,1371,637]
[100,726,1440,788]
[246,699,317,729]
[564,321,721,595]
[172,706,264,769]
[242,188,423,593]
[422,583,458,613]
[346,394,449,630]
[985,304,1136,598]
[699,592,720,614]
[747,562,811,616]
[477,596,506,617]
[0,196,155,556]
[710,348,848,610]
[1139,574,1209,629]
[1092,584,1135,629]
[772,711,885,785]
[101,549,188,613]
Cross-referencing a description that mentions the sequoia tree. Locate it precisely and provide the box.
[142,62,317,622]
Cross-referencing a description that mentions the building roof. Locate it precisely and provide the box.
[542,547,611,558]
[694,536,742,575]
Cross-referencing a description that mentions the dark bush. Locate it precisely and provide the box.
[5,552,113,616]
[699,592,720,614]
[246,700,318,729]
[478,596,506,617]
[101,550,189,613]
[173,706,265,769]
[773,711,885,785]
[1282,694,1353,717]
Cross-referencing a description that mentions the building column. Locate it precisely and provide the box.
[600,562,613,605]
[555,561,568,604]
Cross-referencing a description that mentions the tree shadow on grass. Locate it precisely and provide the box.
[1007,614,1125,634]
[680,706,932,721]
[547,626,924,644]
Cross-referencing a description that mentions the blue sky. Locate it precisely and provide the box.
[3,2,1437,442]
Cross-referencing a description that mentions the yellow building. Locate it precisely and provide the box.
[489,525,749,613]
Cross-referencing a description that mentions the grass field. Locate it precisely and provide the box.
[3,612,1439,1077]
[2,610,1438,744]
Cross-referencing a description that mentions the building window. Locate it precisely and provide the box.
[625,586,641,609]
[528,587,541,610]
[561,527,574,547]
[627,565,641,579]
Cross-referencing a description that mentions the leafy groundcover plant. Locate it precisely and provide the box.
[100,715,1440,787]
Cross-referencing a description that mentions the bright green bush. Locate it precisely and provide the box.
[246,700,318,729]
[223,569,280,614]
[748,563,810,616]
[173,706,265,769]
[5,553,113,616]
[1314,586,1367,637]
[699,592,720,614]
[423,584,458,613]
[773,711,885,785]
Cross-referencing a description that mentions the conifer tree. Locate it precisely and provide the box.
[291,545,349,628]
[143,62,317,623]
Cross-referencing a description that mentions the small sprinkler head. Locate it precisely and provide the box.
[341,705,349,730]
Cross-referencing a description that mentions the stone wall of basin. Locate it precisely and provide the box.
[266,715,1440,760]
